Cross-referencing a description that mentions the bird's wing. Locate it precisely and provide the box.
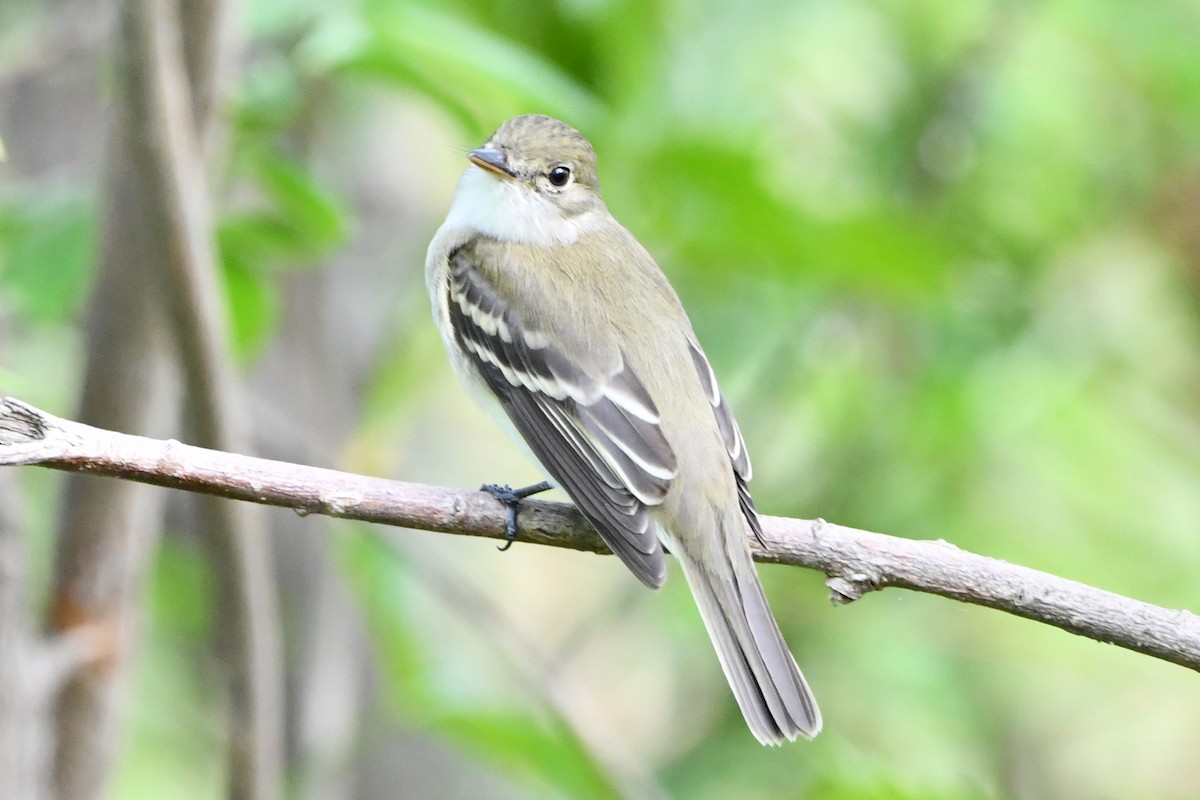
[445,239,678,587]
[686,337,765,547]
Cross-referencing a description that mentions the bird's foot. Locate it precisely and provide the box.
[480,481,552,550]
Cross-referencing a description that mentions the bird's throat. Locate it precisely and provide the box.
[442,166,581,246]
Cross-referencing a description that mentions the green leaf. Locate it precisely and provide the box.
[434,710,618,799]
[255,156,347,254]
[0,192,94,323]
[219,259,278,360]
[217,154,346,272]
[218,211,298,265]
[331,4,603,136]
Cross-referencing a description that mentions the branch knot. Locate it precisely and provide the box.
[827,570,883,605]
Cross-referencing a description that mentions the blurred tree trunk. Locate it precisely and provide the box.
[48,0,283,798]
[0,472,50,800]
[49,123,181,800]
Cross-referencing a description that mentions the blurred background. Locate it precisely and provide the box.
[3,0,1200,798]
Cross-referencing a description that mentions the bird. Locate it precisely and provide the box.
[424,114,821,744]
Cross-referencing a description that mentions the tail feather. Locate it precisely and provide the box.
[670,524,822,744]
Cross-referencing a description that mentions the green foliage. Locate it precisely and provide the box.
[324,3,602,137]
[433,710,617,799]
[111,539,223,800]
[208,13,355,360]
[338,530,623,798]
[216,152,347,356]
[0,189,94,323]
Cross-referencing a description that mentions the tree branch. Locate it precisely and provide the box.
[4,396,1199,673]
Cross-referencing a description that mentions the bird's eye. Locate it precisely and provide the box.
[547,165,572,187]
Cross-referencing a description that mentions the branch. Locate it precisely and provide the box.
[5,397,1199,673]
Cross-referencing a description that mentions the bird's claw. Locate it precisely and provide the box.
[480,481,552,551]
[481,483,521,549]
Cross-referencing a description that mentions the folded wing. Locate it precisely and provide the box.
[686,337,766,547]
[446,239,678,587]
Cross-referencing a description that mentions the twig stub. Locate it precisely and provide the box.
[0,398,47,446]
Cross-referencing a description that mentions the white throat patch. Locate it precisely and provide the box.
[440,165,582,246]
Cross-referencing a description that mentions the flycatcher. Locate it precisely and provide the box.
[425,114,821,744]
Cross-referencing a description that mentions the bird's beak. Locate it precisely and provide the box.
[468,147,514,179]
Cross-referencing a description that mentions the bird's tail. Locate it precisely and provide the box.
[668,512,822,744]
